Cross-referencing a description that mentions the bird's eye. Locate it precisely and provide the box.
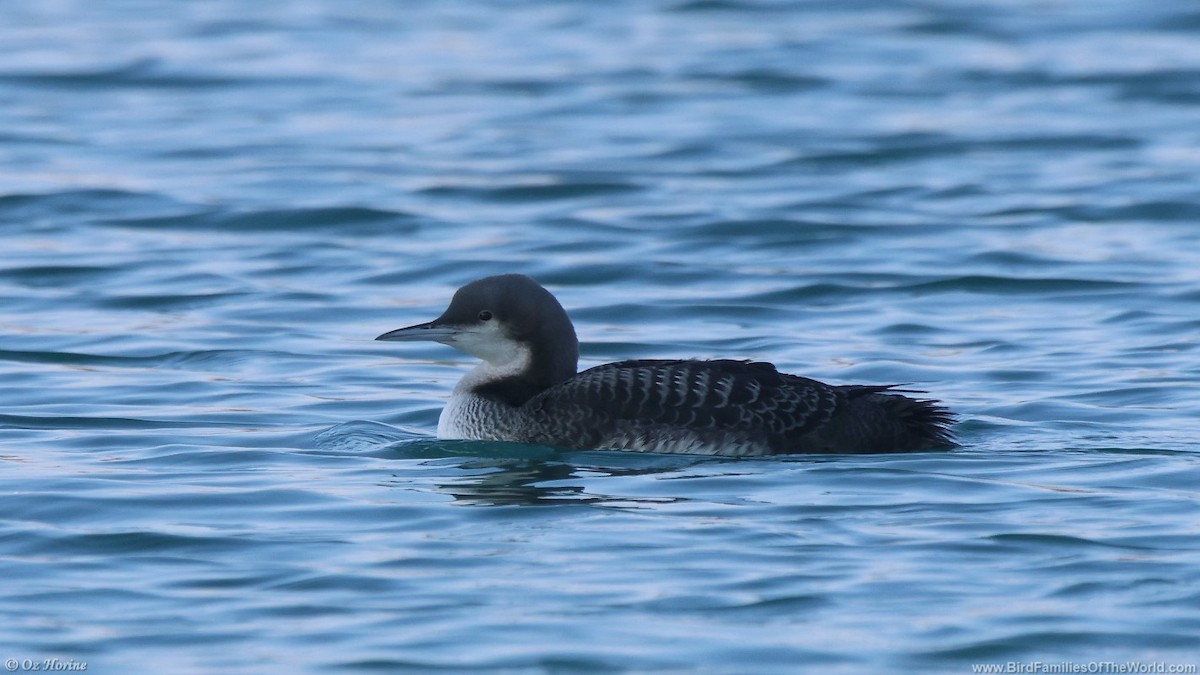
[478,310,493,321]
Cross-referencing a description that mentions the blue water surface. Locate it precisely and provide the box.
[2,1,1200,672]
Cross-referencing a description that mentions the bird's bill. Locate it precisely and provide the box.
[375,321,461,343]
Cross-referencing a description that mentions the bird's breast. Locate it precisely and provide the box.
[436,392,525,441]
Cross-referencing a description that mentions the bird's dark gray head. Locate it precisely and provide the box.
[376,274,579,403]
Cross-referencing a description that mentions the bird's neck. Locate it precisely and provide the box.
[456,344,576,408]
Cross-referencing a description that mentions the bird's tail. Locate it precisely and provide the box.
[883,394,957,450]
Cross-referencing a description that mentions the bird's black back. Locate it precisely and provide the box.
[518,359,951,454]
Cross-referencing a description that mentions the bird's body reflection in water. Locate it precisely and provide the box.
[382,438,699,507]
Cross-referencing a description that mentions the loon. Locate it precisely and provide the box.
[375,274,954,456]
